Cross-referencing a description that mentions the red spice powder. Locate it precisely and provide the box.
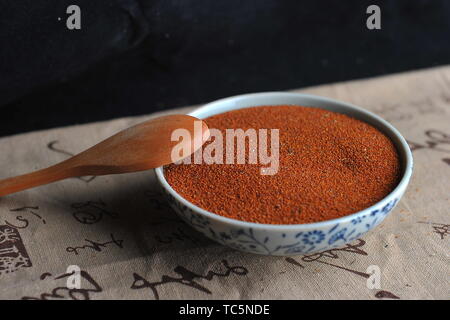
[164,106,401,224]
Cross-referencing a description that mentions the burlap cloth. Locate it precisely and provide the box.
[0,66,449,300]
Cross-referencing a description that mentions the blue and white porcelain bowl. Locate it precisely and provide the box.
[155,92,413,256]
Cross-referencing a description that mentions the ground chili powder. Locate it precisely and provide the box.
[164,106,401,224]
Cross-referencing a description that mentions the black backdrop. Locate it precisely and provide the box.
[1,0,450,137]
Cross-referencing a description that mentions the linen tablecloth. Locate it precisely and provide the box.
[0,66,449,299]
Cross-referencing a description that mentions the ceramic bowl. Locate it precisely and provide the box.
[155,92,413,256]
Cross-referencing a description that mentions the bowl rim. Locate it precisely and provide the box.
[155,92,413,230]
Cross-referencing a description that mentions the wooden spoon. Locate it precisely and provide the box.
[0,114,209,197]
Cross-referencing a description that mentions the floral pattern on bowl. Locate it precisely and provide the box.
[159,185,401,255]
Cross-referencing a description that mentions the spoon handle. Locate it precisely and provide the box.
[0,161,76,197]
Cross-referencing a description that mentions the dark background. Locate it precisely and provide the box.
[1,0,450,137]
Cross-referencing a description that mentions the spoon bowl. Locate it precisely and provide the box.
[0,114,209,197]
